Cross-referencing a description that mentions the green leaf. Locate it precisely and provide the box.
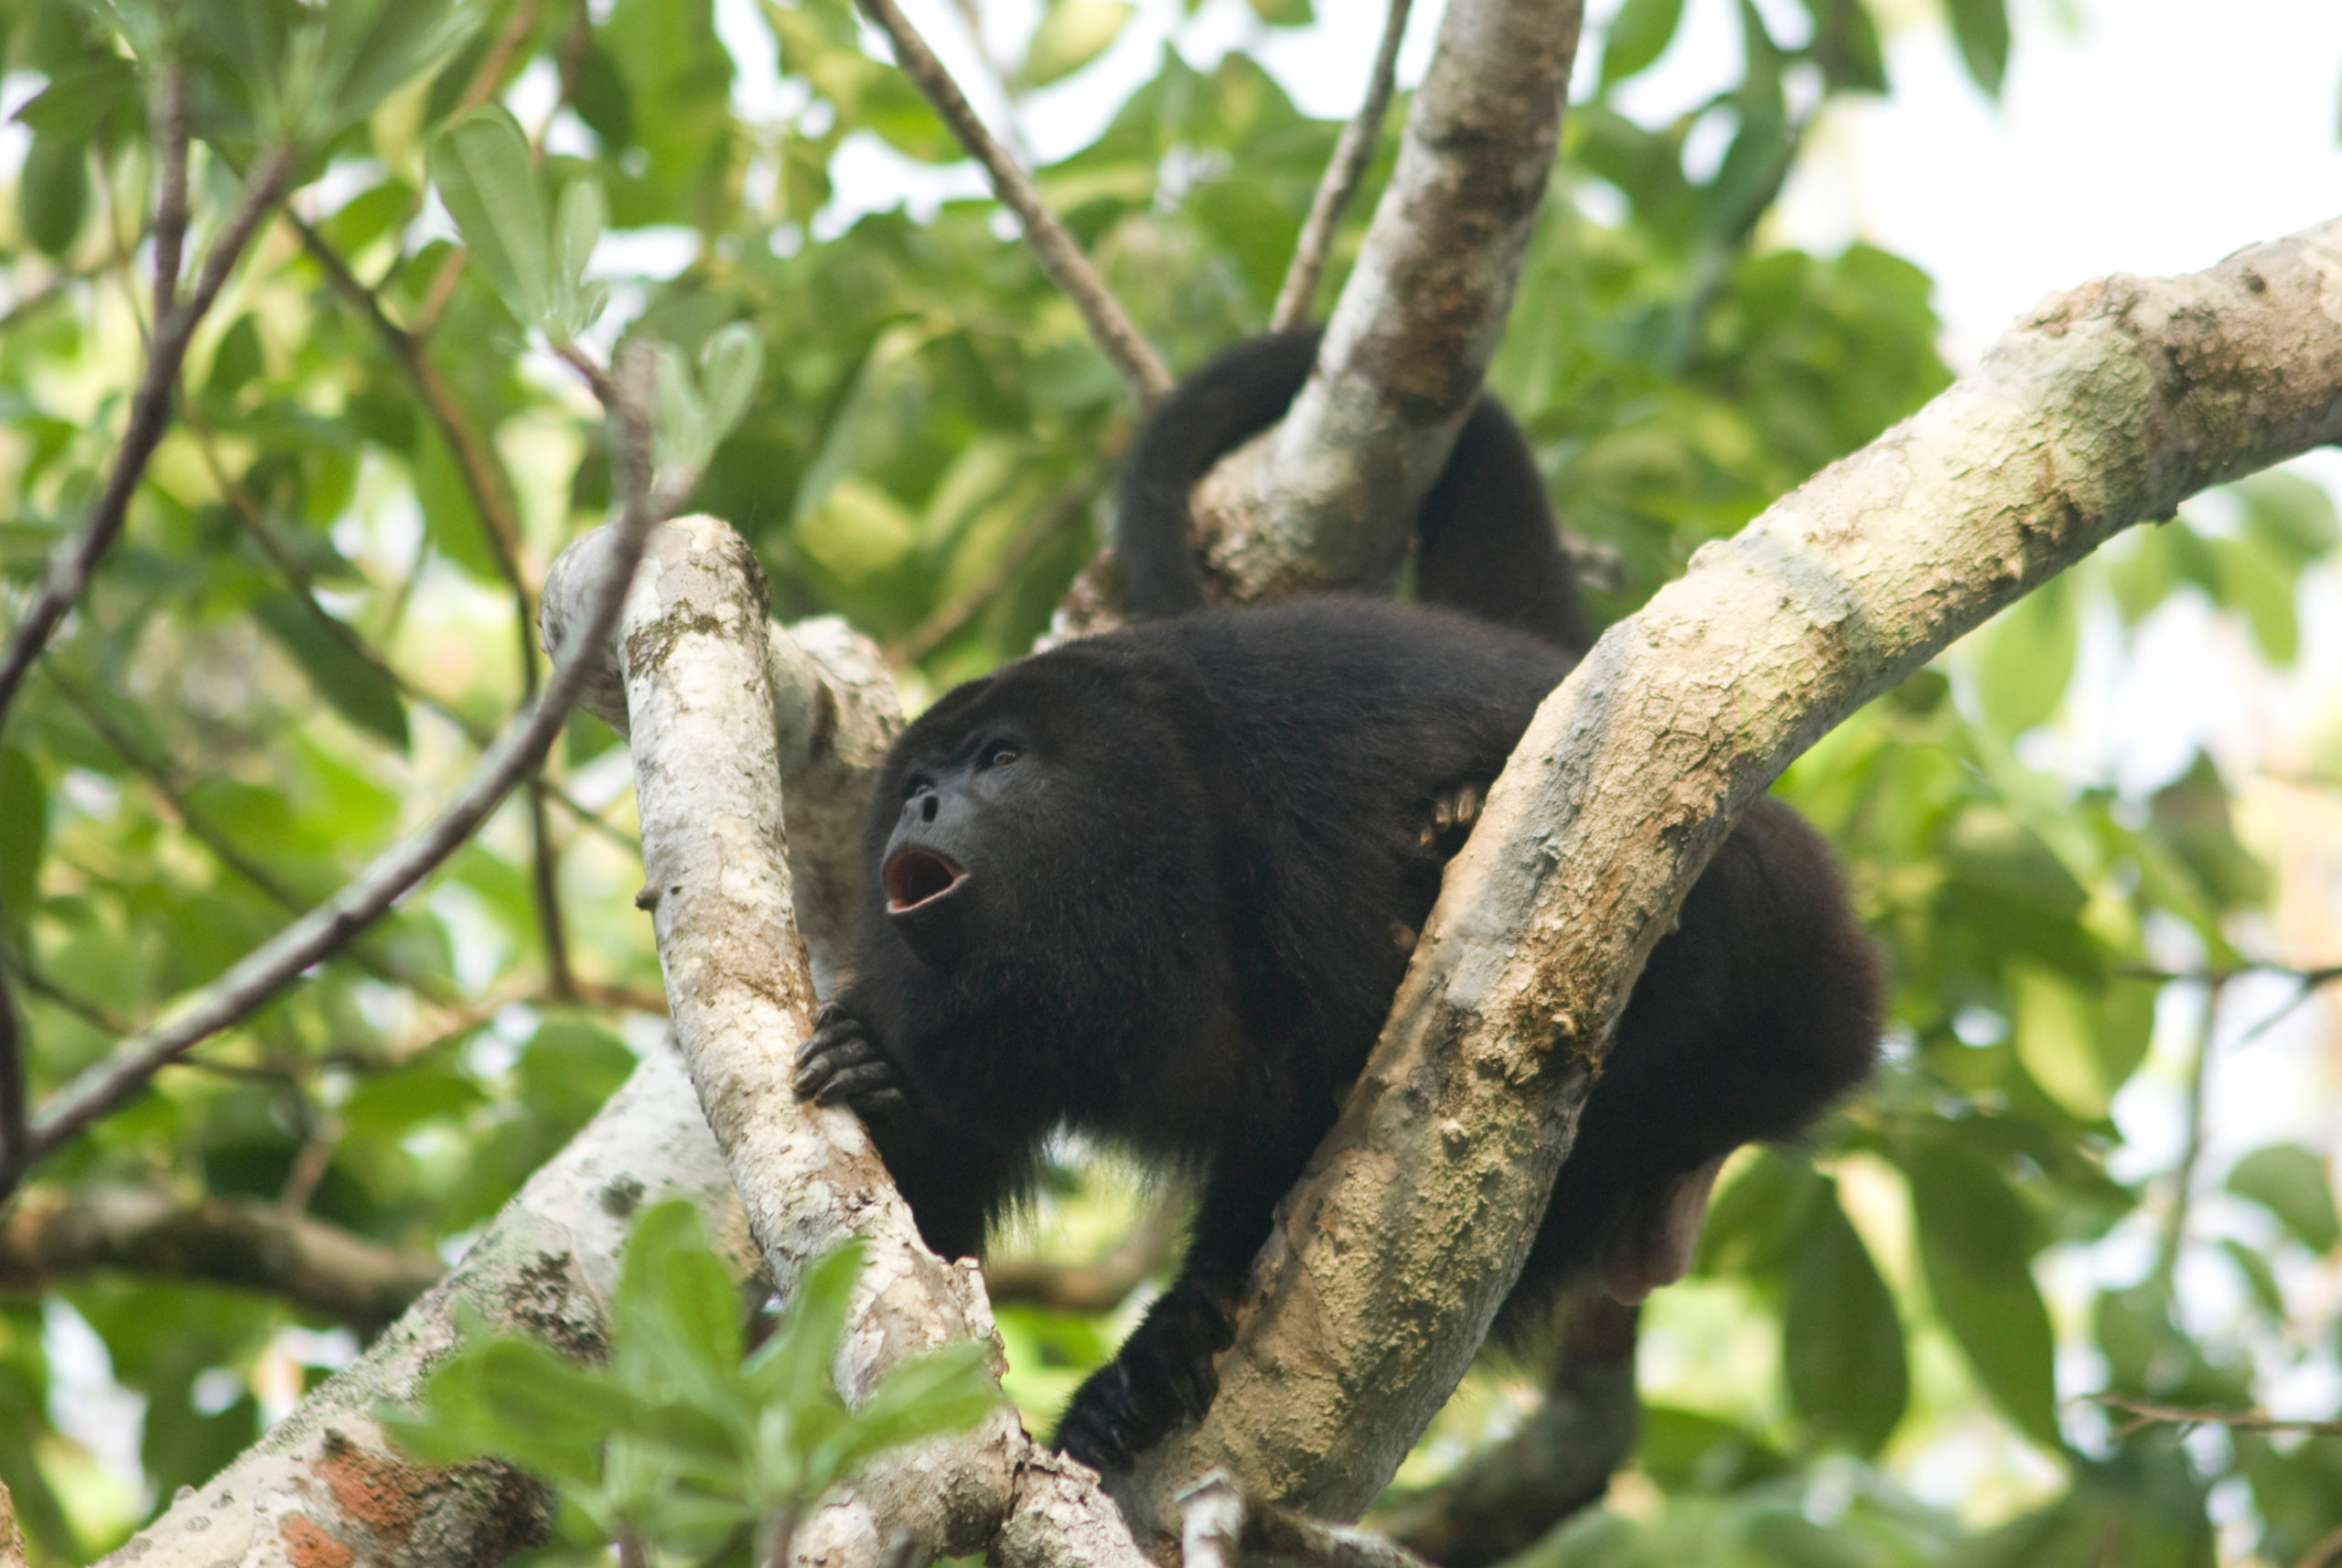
[2235,470,2340,564]
[813,1338,996,1486]
[1971,573,2076,737]
[252,594,411,748]
[429,106,554,329]
[18,129,89,257]
[2218,1238,2285,1319]
[1782,1187,1907,1455]
[1902,1134,2060,1447]
[2009,964,2110,1121]
[742,1244,865,1413]
[696,324,764,453]
[549,176,609,341]
[2227,1144,2340,1254]
[204,315,266,403]
[12,56,136,139]
[2208,534,2299,663]
[1943,0,2010,97]
[1600,0,1685,90]
[1018,0,1134,88]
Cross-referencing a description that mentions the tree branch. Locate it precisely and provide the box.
[0,143,295,729]
[96,1044,750,1568]
[0,1184,443,1332]
[9,343,672,1189]
[1375,1292,1638,1566]
[1114,217,2342,1536]
[1193,0,1580,605]
[2094,1395,2342,1441]
[150,61,190,318]
[851,0,1172,403]
[1269,0,1413,332]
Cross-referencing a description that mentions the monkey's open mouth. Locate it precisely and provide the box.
[884,847,968,914]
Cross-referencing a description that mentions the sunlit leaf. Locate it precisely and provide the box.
[1782,1187,1907,1455]
[1599,0,1686,88]
[2228,1144,2340,1254]
[429,105,554,329]
[1019,0,1134,88]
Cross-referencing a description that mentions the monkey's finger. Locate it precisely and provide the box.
[853,1087,909,1116]
[811,1059,901,1105]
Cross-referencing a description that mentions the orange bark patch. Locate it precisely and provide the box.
[317,1430,438,1543]
[279,1513,354,1568]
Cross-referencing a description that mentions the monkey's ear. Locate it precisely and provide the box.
[1597,1153,1730,1305]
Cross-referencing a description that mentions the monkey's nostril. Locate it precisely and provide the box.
[919,795,939,822]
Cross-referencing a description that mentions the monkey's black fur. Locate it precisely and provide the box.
[1115,328,1595,654]
[797,336,1881,1476]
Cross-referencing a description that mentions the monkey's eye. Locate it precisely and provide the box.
[904,775,934,801]
[983,744,1020,769]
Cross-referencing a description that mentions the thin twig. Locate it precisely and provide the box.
[2094,1394,2342,1442]
[0,144,295,731]
[1270,0,1413,331]
[181,402,636,853]
[41,666,462,1005]
[2156,975,2224,1283]
[0,951,133,1036]
[14,342,672,1184]
[150,61,190,317]
[2296,1520,2342,1568]
[852,0,1172,403]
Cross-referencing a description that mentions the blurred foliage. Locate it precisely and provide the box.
[394,1205,997,1565]
[0,0,2334,1563]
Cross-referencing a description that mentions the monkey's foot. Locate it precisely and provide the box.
[794,1003,909,1116]
[1054,1278,1233,1473]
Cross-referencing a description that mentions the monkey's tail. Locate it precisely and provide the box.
[1115,330,1322,618]
[1113,329,1593,654]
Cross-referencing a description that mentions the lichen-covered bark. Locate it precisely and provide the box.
[1115,217,2342,1535]
[97,1042,748,1568]
[550,517,1150,1568]
[1189,0,1583,604]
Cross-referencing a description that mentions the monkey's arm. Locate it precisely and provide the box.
[795,1001,1017,1262]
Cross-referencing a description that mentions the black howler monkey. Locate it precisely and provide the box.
[795,332,1881,1475]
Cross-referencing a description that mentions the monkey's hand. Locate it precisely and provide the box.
[794,1002,911,1117]
[1053,1275,1234,1473]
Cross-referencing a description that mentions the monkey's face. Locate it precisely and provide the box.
[865,650,1215,980]
[879,725,1034,965]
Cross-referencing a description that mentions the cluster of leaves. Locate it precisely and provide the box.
[394,1204,996,1565]
[0,0,2334,1562]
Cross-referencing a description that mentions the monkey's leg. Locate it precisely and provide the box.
[1053,1150,1304,1473]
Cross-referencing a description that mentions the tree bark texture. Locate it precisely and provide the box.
[1112,218,2342,1537]
[97,1041,750,1568]
[546,516,1153,1568]
[1188,0,1584,604]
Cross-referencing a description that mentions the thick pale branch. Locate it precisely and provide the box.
[542,516,1148,1568]
[0,1184,442,1332]
[1192,0,1581,604]
[98,1045,752,1568]
[1123,217,2342,1532]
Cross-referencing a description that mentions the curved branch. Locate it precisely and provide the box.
[12,346,671,1186]
[1192,0,1582,605]
[1119,218,2342,1534]
[0,1184,443,1332]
